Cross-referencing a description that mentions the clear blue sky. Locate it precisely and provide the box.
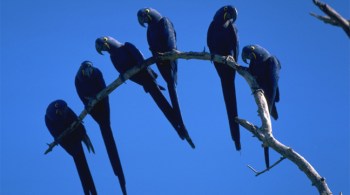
[1,0,349,194]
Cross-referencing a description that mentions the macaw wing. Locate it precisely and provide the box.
[124,42,145,66]
[75,77,89,106]
[158,17,177,51]
[275,87,280,103]
[207,21,219,54]
[232,24,239,61]
[265,56,281,120]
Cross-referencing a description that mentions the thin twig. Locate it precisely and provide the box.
[312,0,350,37]
[310,12,339,26]
[247,157,287,176]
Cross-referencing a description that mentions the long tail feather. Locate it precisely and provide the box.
[264,147,270,169]
[99,124,127,195]
[82,134,95,154]
[271,103,278,120]
[220,77,241,151]
[168,84,195,149]
[147,83,185,140]
[73,148,97,195]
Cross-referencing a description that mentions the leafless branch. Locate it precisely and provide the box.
[235,65,332,194]
[247,157,287,176]
[44,50,333,195]
[311,0,350,38]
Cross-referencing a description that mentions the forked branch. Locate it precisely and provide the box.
[44,50,332,195]
[311,0,350,38]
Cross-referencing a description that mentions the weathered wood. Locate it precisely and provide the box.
[235,65,332,195]
[312,0,350,38]
[44,50,333,195]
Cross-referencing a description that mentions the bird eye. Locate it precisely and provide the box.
[145,9,150,14]
[54,102,60,108]
[224,7,228,11]
[250,46,255,50]
[103,37,108,42]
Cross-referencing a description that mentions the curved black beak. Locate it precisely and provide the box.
[95,37,110,55]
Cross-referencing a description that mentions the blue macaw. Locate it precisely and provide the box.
[75,61,127,195]
[95,36,195,148]
[242,44,281,168]
[207,5,241,151]
[45,100,97,195]
[137,8,193,147]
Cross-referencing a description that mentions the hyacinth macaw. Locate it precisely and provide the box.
[207,5,241,151]
[45,99,97,195]
[95,36,195,148]
[137,8,194,147]
[75,61,127,195]
[242,44,281,168]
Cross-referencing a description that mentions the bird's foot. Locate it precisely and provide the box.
[225,55,236,65]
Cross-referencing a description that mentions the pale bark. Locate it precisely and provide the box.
[44,51,333,195]
[311,0,350,38]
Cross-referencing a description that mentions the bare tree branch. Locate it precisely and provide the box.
[247,157,287,176]
[312,0,350,38]
[235,65,332,195]
[310,12,340,26]
[44,50,333,195]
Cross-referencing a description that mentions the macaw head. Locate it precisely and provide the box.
[137,7,162,27]
[242,44,270,64]
[78,61,94,78]
[46,99,69,121]
[213,5,238,27]
[95,36,122,55]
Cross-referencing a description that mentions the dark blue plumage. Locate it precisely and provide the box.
[207,5,241,151]
[95,36,194,148]
[242,44,281,168]
[137,8,194,148]
[75,61,127,195]
[45,100,97,195]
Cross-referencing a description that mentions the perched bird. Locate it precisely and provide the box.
[207,5,241,151]
[75,61,127,195]
[45,99,97,195]
[242,44,281,168]
[95,36,195,148]
[137,8,194,147]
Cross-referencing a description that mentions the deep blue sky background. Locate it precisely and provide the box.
[1,0,349,194]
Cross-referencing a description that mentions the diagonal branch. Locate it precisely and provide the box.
[235,65,332,195]
[44,51,230,154]
[311,0,350,38]
[44,50,332,195]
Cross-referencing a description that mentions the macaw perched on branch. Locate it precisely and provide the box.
[137,8,195,148]
[45,100,97,195]
[207,5,241,151]
[95,36,195,148]
[242,44,281,168]
[75,61,127,195]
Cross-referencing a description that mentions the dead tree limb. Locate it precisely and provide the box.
[247,157,287,176]
[44,50,333,195]
[311,0,350,38]
[235,65,332,195]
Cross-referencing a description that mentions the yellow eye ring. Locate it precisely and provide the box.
[103,37,108,42]
[145,9,150,13]
[224,7,228,11]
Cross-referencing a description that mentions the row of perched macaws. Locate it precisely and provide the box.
[45,5,281,195]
